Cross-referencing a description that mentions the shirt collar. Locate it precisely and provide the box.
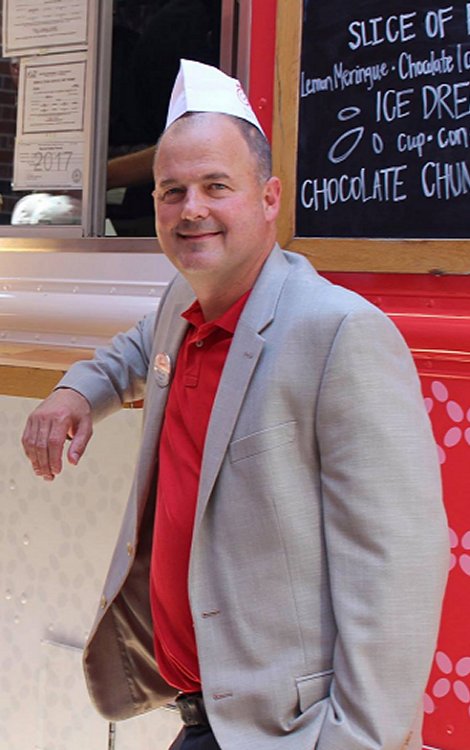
[182,289,251,335]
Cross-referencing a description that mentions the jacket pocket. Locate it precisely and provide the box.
[296,669,334,714]
[229,421,297,463]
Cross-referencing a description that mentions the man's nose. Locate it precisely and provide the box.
[180,188,210,221]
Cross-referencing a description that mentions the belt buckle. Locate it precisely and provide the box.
[176,693,205,727]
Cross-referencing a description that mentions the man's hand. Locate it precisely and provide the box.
[22,388,93,481]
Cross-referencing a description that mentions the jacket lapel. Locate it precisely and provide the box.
[141,309,187,442]
[135,278,194,519]
[194,245,291,531]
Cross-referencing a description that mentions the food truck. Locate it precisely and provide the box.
[0,2,468,748]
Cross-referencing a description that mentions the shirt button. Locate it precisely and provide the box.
[195,340,204,348]
[100,596,107,609]
[126,542,134,556]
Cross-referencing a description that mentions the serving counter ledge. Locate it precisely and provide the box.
[0,250,176,399]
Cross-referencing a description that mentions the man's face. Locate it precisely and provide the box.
[153,114,280,290]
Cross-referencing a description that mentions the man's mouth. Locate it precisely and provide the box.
[177,229,222,240]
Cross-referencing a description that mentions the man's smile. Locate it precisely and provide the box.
[176,227,224,241]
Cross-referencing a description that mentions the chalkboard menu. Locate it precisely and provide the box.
[297,1,470,238]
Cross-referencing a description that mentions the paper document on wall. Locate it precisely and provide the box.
[13,53,86,190]
[17,54,87,135]
[2,0,89,56]
[13,139,84,190]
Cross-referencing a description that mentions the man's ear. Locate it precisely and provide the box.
[263,176,282,221]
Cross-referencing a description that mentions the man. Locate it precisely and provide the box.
[22,61,449,750]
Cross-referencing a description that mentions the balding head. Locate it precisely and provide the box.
[155,112,272,184]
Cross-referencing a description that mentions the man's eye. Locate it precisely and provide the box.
[161,187,184,202]
[209,183,227,191]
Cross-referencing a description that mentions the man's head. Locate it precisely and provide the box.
[152,112,281,304]
[155,111,272,182]
[224,115,272,183]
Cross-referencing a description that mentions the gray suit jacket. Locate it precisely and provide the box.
[59,247,448,750]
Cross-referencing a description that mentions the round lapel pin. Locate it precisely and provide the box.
[154,352,172,387]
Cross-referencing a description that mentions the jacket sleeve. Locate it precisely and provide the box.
[315,306,449,750]
[55,272,184,421]
[57,311,157,421]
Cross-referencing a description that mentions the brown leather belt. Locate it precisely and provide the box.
[175,692,209,727]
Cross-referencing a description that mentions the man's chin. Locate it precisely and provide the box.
[174,251,221,275]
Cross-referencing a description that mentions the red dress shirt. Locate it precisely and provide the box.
[150,291,250,692]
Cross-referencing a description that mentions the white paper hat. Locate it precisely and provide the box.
[165,59,265,134]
